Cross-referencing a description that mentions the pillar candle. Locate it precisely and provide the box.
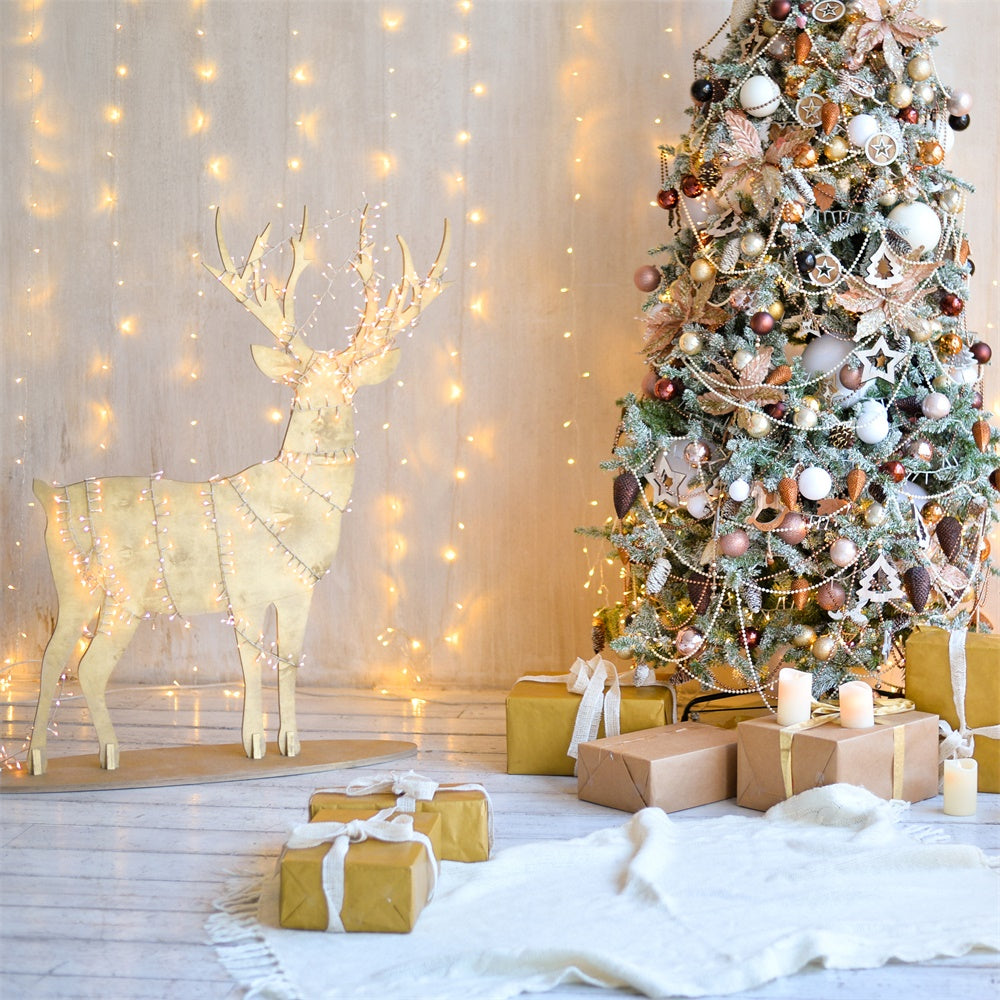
[776,668,812,726]
[838,680,874,728]
[943,758,978,816]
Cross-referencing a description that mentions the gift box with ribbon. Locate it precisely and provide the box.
[505,656,677,776]
[577,722,738,813]
[308,771,493,863]
[736,702,939,812]
[904,627,1000,793]
[279,808,440,933]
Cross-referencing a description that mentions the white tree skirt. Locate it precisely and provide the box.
[209,785,999,1000]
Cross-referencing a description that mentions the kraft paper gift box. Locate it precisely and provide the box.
[904,627,1000,792]
[736,710,939,812]
[506,672,676,776]
[577,723,738,813]
[279,809,441,933]
[308,774,492,863]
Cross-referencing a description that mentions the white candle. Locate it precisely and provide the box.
[838,680,874,728]
[776,668,812,727]
[943,758,978,816]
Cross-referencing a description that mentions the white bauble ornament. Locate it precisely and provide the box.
[921,391,951,419]
[798,465,833,501]
[898,480,928,512]
[847,114,880,148]
[740,232,765,258]
[682,193,720,228]
[947,89,973,114]
[855,399,890,443]
[865,502,886,526]
[676,628,703,656]
[732,349,755,370]
[686,490,712,519]
[794,407,819,430]
[739,75,780,117]
[888,201,942,256]
[802,334,854,374]
[728,478,751,502]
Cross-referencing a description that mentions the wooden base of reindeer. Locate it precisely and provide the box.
[3,739,417,793]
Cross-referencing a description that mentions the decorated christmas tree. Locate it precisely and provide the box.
[588,0,1000,702]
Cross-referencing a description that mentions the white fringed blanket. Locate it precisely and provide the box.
[209,785,999,999]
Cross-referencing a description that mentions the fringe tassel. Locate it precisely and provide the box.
[207,871,302,1000]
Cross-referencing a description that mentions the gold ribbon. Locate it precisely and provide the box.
[778,697,915,800]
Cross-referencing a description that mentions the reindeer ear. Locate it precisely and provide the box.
[251,344,300,383]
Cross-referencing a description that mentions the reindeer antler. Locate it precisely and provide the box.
[205,207,313,362]
[351,207,451,359]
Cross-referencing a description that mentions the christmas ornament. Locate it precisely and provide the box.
[791,577,811,610]
[798,466,832,501]
[795,250,817,275]
[881,460,906,483]
[935,332,963,357]
[888,82,913,108]
[676,627,703,656]
[613,471,641,518]
[907,55,933,81]
[856,335,908,385]
[921,392,951,419]
[865,131,901,166]
[778,477,799,510]
[679,331,703,355]
[689,258,715,283]
[739,626,761,649]
[917,140,944,165]
[739,75,780,117]
[970,342,992,364]
[681,173,704,198]
[740,232,766,258]
[809,254,842,286]
[720,529,750,557]
[921,501,944,525]
[687,491,713,519]
[792,625,817,648]
[729,478,751,502]
[902,566,931,612]
[939,292,964,316]
[802,334,853,374]
[853,552,905,609]
[846,468,867,501]
[847,114,879,147]
[947,89,973,114]
[796,95,825,127]
[948,113,970,131]
[812,635,836,661]
[830,537,859,567]
[657,188,679,210]
[646,557,671,595]
[820,102,841,135]
[686,573,713,614]
[887,201,942,256]
[855,399,890,444]
[973,421,991,452]
[864,502,887,527]
[776,511,809,545]
[793,407,819,430]
[935,516,962,561]
[839,365,864,390]
[816,580,847,611]
[634,265,661,292]
[654,377,681,401]
[690,79,714,103]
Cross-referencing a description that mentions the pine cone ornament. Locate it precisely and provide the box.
[646,556,671,595]
[846,468,867,501]
[765,364,793,386]
[902,566,931,612]
[591,621,607,654]
[686,572,713,614]
[741,580,763,613]
[973,420,990,451]
[829,425,854,450]
[795,31,812,65]
[613,471,641,518]
[935,516,962,561]
[778,477,799,510]
[791,577,810,610]
[698,158,722,189]
[820,101,840,135]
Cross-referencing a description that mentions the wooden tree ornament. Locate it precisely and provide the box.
[27,208,451,774]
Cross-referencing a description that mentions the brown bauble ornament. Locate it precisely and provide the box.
[681,173,703,198]
[881,460,906,483]
[749,310,775,335]
[935,516,962,561]
[719,528,751,558]
[634,265,661,292]
[839,365,864,390]
[654,377,681,401]
[902,566,931,612]
[898,106,920,124]
[816,580,847,611]
[991,469,1000,492]
[970,341,992,364]
[922,501,944,525]
[657,187,679,210]
[739,626,761,649]
[775,511,808,545]
[940,292,964,317]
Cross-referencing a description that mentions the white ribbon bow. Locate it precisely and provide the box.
[345,769,440,813]
[939,630,1000,771]
[286,807,438,933]
[519,655,672,761]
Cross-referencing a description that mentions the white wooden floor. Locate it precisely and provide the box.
[1,669,997,1000]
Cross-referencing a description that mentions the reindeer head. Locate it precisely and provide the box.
[205,207,451,412]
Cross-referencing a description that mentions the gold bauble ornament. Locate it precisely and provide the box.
[921,501,945,526]
[781,201,805,223]
[918,141,945,166]
[792,625,817,648]
[888,82,913,108]
[768,300,785,320]
[935,332,964,357]
[689,258,716,283]
[824,136,849,161]
[907,55,933,81]
[981,538,992,562]
[812,635,836,661]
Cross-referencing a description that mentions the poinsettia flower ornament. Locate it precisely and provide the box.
[840,0,944,78]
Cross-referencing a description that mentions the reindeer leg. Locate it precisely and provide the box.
[28,606,100,775]
[233,609,268,759]
[77,605,140,768]
[273,594,313,757]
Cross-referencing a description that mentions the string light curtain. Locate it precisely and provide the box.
[2,1,996,694]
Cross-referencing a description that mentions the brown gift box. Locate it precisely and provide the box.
[279,810,440,933]
[736,711,939,812]
[308,785,491,862]
[506,675,676,776]
[577,723,738,813]
[904,627,1000,792]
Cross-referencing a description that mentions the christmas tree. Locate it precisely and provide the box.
[588,0,999,702]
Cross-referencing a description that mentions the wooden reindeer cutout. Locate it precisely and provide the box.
[28,208,450,773]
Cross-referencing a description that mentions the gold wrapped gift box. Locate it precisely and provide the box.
[279,810,441,933]
[577,723,738,813]
[736,711,939,812]
[904,627,1000,792]
[308,786,490,863]
[506,675,676,776]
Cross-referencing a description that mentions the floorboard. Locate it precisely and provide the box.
[1,671,997,1000]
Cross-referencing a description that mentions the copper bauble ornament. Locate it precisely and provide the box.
[781,201,805,223]
[654,377,680,401]
[839,365,864,390]
[634,265,661,292]
[918,141,945,165]
[681,173,703,198]
[657,187,679,210]
[940,293,964,316]
[881,460,906,483]
[922,501,944,526]
[816,580,847,611]
[739,626,761,649]
[936,332,963,356]
[898,106,919,124]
